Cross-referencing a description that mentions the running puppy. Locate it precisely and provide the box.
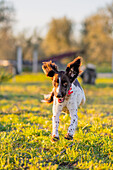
[42,57,85,142]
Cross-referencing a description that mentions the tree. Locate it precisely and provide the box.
[42,17,76,56]
[105,2,113,37]
[81,2,113,65]
[0,0,14,26]
[0,0,15,60]
[16,28,43,61]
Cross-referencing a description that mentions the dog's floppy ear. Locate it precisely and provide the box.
[65,56,82,83]
[42,60,58,78]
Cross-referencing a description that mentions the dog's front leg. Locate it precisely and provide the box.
[65,104,78,140]
[52,98,63,141]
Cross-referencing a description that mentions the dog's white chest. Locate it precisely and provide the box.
[53,82,85,114]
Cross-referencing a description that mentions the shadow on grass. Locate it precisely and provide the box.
[96,83,113,88]
[83,83,113,88]
[0,122,12,132]
[0,93,42,102]
[3,82,51,87]
[0,108,51,118]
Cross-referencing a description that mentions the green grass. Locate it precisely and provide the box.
[96,64,112,73]
[0,73,113,169]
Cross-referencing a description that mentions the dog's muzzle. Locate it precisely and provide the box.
[58,98,64,103]
[57,86,73,103]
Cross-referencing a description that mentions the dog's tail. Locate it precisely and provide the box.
[41,91,54,104]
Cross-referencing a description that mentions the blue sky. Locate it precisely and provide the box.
[10,0,112,36]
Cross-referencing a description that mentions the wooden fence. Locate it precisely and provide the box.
[0,47,84,74]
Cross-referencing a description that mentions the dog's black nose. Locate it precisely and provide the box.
[57,94,62,98]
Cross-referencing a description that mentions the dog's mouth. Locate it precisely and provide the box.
[58,97,64,103]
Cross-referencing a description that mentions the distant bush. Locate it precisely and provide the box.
[0,69,13,84]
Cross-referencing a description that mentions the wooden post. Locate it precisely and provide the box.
[17,46,22,74]
[32,45,38,73]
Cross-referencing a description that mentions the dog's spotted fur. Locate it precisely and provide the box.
[42,57,85,140]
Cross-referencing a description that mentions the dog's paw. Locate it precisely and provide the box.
[44,94,51,99]
[41,99,47,103]
[51,135,59,143]
[64,133,73,140]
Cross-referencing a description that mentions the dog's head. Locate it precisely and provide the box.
[42,57,82,103]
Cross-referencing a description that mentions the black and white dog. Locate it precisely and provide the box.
[42,57,85,142]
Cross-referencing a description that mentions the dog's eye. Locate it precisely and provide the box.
[57,79,59,83]
[63,82,67,87]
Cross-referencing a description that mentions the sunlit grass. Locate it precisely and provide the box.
[0,73,113,169]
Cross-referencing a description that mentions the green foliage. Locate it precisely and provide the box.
[96,64,112,73]
[0,73,113,169]
[0,70,13,84]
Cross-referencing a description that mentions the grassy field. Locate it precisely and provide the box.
[0,73,113,170]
